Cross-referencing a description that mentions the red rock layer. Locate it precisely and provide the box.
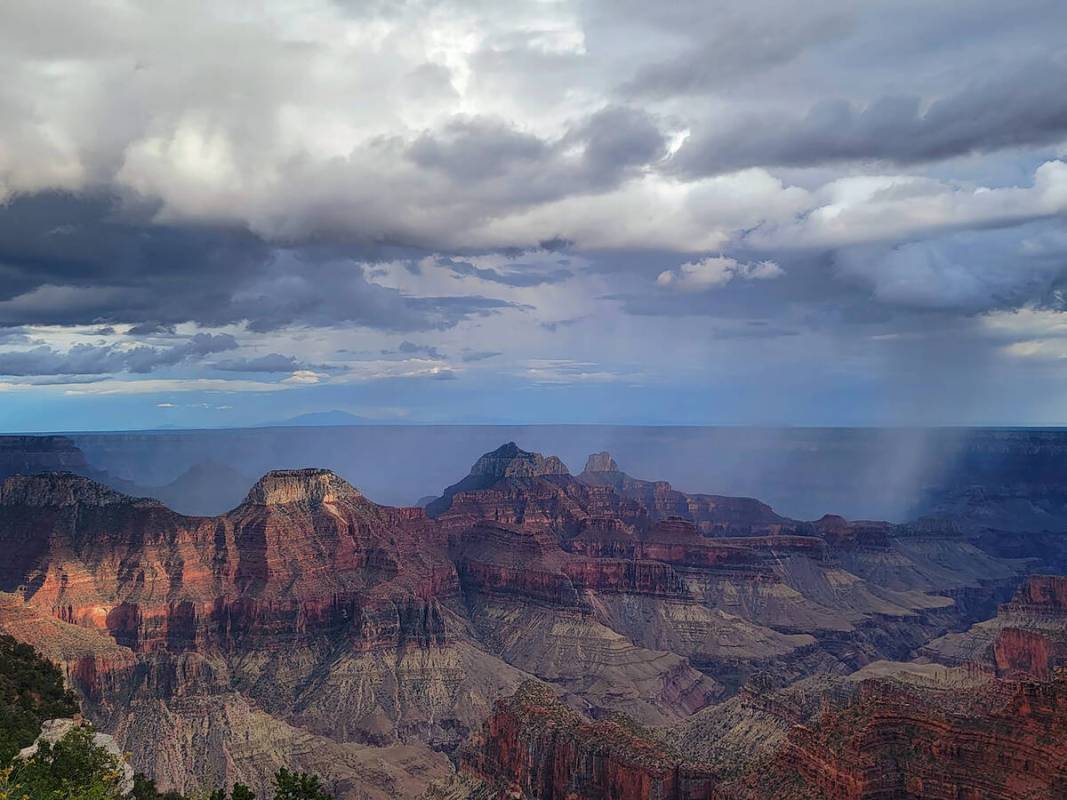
[578,453,792,537]
[994,627,1053,679]
[633,519,765,571]
[2,470,460,657]
[744,673,1067,800]
[435,476,648,537]
[1007,574,1067,613]
[462,682,717,800]
[450,521,689,603]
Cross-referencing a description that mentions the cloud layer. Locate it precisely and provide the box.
[3,0,1067,427]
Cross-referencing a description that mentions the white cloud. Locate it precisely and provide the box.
[657,256,783,292]
[984,308,1067,361]
[983,307,1067,336]
[57,378,291,396]
[1000,339,1067,361]
[282,370,324,385]
[749,161,1067,250]
[3,1,1065,260]
[521,359,642,384]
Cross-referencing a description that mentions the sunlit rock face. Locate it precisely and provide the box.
[0,469,472,798]
[0,443,1048,799]
[241,468,364,506]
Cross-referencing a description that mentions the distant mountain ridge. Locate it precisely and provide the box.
[259,410,369,427]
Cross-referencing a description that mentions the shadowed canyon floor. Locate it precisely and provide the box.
[0,441,1063,798]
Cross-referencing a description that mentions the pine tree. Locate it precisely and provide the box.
[272,768,334,800]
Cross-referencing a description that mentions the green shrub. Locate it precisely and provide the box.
[0,725,125,800]
[132,773,188,800]
[0,635,79,767]
[208,783,255,800]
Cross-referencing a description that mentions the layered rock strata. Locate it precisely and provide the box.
[0,443,1044,798]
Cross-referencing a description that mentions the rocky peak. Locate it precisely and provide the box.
[0,472,158,508]
[582,451,620,474]
[242,468,361,507]
[468,442,569,479]
[1016,575,1067,610]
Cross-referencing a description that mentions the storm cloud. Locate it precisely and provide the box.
[672,59,1067,176]
[0,193,518,333]
[0,333,236,376]
[3,0,1067,427]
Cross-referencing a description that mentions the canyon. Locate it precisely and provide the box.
[0,439,1063,798]
[455,576,1067,799]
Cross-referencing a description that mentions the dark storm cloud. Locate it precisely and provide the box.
[672,59,1067,175]
[608,217,1067,335]
[570,106,668,177]
[0,192,519,332]
[618,1,854,98]
[538,237,573,252]
[409,117,549,182]
[390,341,443,358]
[0,333,236,376]
[407,294,524,317]
[407,106,667,198]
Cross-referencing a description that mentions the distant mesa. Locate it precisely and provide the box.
[0,472,161,509]
[0,435,92,481]
[583,451,620,473]
[242,468,362,507]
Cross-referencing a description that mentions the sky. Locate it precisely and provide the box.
[3,0,1067,431]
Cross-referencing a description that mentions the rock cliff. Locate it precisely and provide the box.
[578,453,789,537]
[729,669,1067,799]
[922,574,1067,669]
[0,442,1047,799]
[461,682,717,800]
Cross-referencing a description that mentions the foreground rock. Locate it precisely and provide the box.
[19,718,135,795]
